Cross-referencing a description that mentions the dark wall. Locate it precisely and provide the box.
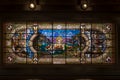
[0,11,120,80]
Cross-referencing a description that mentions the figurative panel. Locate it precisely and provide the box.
[3,22,115,64]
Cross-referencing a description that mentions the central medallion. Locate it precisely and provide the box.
[31,29,87,56]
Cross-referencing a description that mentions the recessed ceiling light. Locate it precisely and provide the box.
[81,3,88,9]
[83,3,88,8]
[29,3,36,9]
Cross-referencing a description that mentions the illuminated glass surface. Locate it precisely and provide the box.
[3,22,115,64]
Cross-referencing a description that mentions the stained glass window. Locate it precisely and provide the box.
[3,22,115,64]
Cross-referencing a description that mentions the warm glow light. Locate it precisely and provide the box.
[83,4,87,8]
[82,3,88,9]
[29,3,35,9]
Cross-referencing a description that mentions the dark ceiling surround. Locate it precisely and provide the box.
[0,0,120,12]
